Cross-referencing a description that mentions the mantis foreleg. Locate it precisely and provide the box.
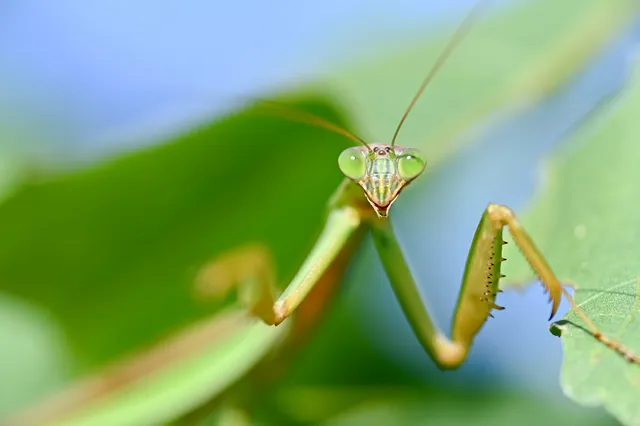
[369,203,639,369]
[196,195,365,326]
[272,205,363,324]
[195,243,280,324]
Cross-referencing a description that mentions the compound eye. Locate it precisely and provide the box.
[397,148,426,181]
[338,147,367,181]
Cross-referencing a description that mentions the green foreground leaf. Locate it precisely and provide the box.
[0,98,351,423]
[315,390,616,426]
[9,310,288,426]
[502,65,640,425]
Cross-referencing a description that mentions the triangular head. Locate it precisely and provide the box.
[338,144,426,217]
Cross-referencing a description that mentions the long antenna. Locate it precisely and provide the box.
[256,99,373,152]
[390,1,488,147]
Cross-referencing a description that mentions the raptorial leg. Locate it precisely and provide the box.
[369,202,639,370]
[194,242,279,325]
[485,203,640,365]
[195,205,364,326]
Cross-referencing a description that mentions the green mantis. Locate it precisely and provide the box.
[215,3,640,370]
[221,132,639,369]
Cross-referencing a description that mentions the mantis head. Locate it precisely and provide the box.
[338,144,426,217]
[262,0,476,218]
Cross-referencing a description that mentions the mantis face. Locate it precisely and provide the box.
[338,143,426,217]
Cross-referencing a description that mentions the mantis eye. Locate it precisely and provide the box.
[397,148,426,181]
[338,147,367,181]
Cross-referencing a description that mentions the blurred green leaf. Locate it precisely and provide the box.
[60,311,288,426]
[0,97,353,421]
[501,66,640,425]
[0,139,29,201]
[315,388,617,426]
[0,294,71,416]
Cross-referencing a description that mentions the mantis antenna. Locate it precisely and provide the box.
[390,1,488,147]
[255,0,488,152]
[256,99,373,152]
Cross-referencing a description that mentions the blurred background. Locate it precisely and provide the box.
[0,0,638,424]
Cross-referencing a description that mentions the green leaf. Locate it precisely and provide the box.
[8,309,289,426]
[68,312,287,426]
[501,65,640,425]
[315,389,617,426]
[0,97,352,422]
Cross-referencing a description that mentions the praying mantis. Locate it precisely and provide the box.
[6,2,639,425]
[211,3,640,369]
